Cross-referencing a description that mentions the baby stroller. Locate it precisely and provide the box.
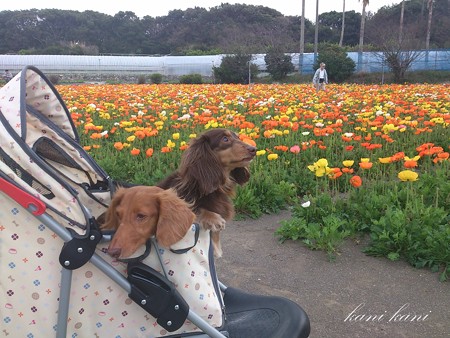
[0,66,310,338]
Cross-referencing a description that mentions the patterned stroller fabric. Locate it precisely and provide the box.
[0,66,223,337]
[0,65,110,231]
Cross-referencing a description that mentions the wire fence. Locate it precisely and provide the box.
[295,50,450,74]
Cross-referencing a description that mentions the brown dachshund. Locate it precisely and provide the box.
[157,128,256,257]
[101,186,195,259]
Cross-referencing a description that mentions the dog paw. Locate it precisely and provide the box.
[199,214,226,232]
[209,217,226,232]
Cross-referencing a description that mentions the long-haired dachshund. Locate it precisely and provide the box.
[157,128,257,257]
[101,186,195,259]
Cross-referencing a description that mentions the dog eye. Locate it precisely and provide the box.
[136,213,147,221]
[222,136,229,142]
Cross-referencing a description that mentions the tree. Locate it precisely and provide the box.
[314,0,319,60]
[358,0,369,53]
[319,10,360,46]
[339,0,346,47]
[425,0,434,50]
[264,49,295,81]
[213,53,258,84]
[369,21,424,83]
[299,0,306,73]
[399,0,405,44]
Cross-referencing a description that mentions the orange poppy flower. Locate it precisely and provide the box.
[328,168,343,180]
[135,130,146,140]
[403,160,418,168]
[130,148,140,156]
[242,137,257,147]
[145,148,154,158]
[114,142,124,151]
[433,152,449,163]
[90,132,102,139]
[349,175,362,188]
[359,162,373,169]
[274,145,288,152]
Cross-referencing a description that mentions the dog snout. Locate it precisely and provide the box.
[245,144,256,157]
[107,247,122,258]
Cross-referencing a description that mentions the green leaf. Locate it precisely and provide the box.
[387,252,400,261]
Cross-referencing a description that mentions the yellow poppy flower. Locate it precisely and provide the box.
[404,155,421,161]
[316,158,328,168]
[378,157,391,164]
[398,170,419,182]
[342,160,354,167]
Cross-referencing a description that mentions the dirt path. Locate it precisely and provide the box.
[216,210,449,338]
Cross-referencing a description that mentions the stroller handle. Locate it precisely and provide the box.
[0,177,46,215]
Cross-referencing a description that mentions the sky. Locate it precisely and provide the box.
[2,1,401,21]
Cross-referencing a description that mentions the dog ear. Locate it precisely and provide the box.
[179,135,225,195]
[231,167,251,185]
[101,187,127,230]
[155,189,195,247]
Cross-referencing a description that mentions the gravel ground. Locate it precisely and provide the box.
[216,210,449,338]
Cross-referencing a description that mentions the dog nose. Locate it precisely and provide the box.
[107,247,122,258]
[247,145,257,155]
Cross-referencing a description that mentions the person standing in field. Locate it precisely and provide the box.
[313,63,328,92]
[3,70,13,81]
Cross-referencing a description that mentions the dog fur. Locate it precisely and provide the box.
[157,128,256,257]
[101,185,195,259]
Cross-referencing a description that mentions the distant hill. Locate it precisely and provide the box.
[0,0,447,55]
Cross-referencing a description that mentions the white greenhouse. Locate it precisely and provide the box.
[0,54,226,77]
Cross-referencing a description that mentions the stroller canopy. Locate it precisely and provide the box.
[0,66,111,233]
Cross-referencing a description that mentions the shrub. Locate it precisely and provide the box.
[150,73,163,84]
[48,74,61,85]
[179,73,203,84]
[137,75,147,84]
[313,44,355,83]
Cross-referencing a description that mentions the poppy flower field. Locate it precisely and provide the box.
[58,83,449,280]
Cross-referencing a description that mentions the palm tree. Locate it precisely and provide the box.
[299,0,306,73]
[339,0,346,47]
[399,0,405,44]
[358,0,369,53]
[314,0,319,63]
[425,0,434,50]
